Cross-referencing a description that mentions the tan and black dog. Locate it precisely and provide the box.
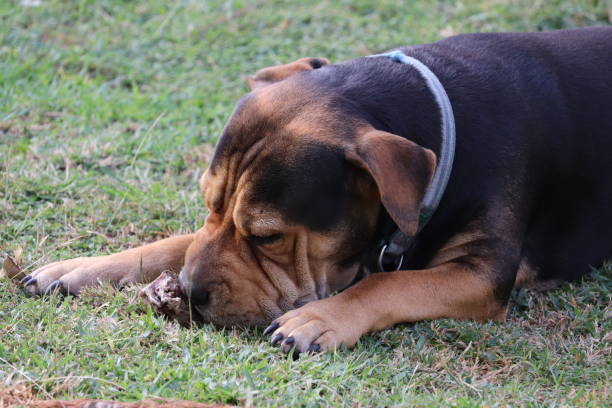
[23,27,612,355]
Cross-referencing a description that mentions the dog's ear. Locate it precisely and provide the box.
[346,129,436,236]
[246,57,329,90]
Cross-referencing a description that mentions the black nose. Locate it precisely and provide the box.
[178,268,211,308]
[187,287,210,308]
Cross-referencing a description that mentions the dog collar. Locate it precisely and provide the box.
[368,50,456,271]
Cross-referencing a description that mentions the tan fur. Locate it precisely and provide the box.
[179,175,363,326]
[346,129,437,236]
[514,258,538,289]
[427,230,488,267]
[27,235,194,295]
[272,263,506,352]
[514,258,563,290]
[246,57,329,90]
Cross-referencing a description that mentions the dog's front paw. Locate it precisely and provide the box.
[21,256,111,296]
[263,297,368,356]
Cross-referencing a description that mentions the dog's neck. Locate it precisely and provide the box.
[333,53,455,273]
[325,53,446,154]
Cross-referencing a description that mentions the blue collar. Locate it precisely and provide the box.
[368,50,456,271]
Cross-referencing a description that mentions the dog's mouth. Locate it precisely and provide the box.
[192,303,274,329]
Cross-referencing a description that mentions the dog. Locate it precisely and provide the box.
[22,27,612,355]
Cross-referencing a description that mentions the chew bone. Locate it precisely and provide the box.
[138,271,202,327]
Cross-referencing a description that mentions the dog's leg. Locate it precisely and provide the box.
[268,253,517,354]
[22,234,194,295]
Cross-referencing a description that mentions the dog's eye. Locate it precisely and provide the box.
[248,233,282,246]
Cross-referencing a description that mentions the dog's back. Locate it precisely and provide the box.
[429,28,612,283]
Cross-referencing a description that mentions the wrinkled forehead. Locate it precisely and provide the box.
[244,143,349,231]
[201,79,359,230]
[203,140,350,230]
[211,74,363,160]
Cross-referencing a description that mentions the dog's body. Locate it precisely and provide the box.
[358,27,612,287]
[24,27,612,354]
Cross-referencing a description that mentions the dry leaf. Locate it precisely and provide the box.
[2,255,24,279]
[42,111,62,118]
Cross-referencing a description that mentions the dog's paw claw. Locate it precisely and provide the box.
[21,276,37,286]
[262,322,279,336]
[308,343,321,353]
[43,280,67,296]
[266,299,365,355]
[270,332,284,345]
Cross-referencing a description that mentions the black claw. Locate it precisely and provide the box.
[284,336,295,345]
[263,322,279,336]
[292,348,300,360]
[271,333,284,345]
[308,344,321,353]
[23,277,37,287]
[20,275,32,284]
[43,281,65,296]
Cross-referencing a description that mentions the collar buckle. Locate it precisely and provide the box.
[377,244,404,272]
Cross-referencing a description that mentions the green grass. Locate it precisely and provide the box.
[1,0,611,406]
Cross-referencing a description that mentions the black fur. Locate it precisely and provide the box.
[250,143,350,231]
[215,27,612,302]
[298,27,612,294]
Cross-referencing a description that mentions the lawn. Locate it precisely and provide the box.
[1,0,611,406]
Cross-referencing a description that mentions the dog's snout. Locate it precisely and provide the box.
[178,267,211,308]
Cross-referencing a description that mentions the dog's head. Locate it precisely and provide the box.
[179,57,436,327]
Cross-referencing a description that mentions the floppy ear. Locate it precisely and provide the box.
[246,57,329,90]
[346,129,436,236]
